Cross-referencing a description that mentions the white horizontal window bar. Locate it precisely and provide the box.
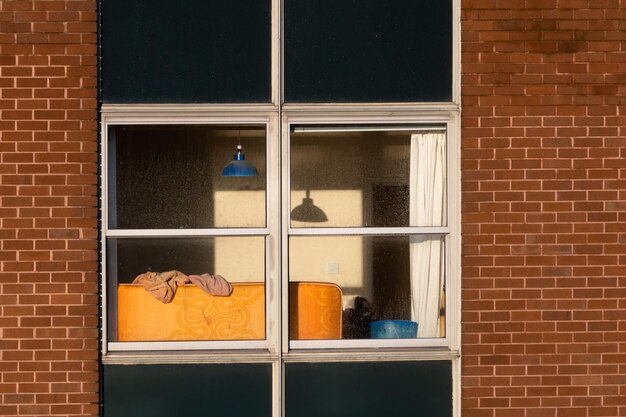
[108,340,269,352]
[282,349,460,363]
[281,102,460,114]
[101,103,279,116]
[288,227,449,236]
[106,228,270,238]
[102,352,279,365]
[289,337,449,350]
[292,125,445,133]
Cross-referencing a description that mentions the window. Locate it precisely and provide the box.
[102,116,458,351]
[100,0,459,416]
[287,125,449,348]
[104,122,273,350]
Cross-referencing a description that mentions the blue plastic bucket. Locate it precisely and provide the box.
[369,320,418,339]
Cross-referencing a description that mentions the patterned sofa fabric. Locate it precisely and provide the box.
[117,282,342,341]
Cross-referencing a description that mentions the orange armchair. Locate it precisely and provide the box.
[116,281,342,342]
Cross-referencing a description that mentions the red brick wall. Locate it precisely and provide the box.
[0,1,99,416]
[462,1,626,417]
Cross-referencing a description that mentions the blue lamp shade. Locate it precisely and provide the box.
[221,145,259,177]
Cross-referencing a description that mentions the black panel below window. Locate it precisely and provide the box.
[103,363,272,417]
[284,0,452,103]
[102,0,271,103]
[286,361,452,417]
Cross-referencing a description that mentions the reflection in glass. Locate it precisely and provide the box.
[290,128,446,228]
[289,235,445,340]
[105,363,273,417]
[284,0,453,103]
[107,237,265,342]
[108,125,266,229]
[285,361,453,417]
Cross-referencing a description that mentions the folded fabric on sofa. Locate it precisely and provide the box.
[133,270,233,303]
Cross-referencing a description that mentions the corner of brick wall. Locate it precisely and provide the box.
[0,1,99,416]
[461,1,626,416]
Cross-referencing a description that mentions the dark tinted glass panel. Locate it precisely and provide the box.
[284,0,452,102]
[104,363,272,417]
[286,361,452,417]
[102,0,271,103]
[108,125,266,229]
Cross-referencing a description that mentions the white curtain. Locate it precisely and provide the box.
[409,131,446,338]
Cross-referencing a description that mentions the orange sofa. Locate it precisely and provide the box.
[116,281,342,342]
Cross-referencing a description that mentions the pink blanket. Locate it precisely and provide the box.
[132,270,233,303]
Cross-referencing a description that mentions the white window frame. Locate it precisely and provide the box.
[99,104,460,417]
[100,105,460,354]
[280,108,460,354]
[100,106,282,355]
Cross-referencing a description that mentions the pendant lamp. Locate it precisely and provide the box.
[290,190,328,222]
[221,131,259,177]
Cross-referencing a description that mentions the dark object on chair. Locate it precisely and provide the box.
[342,297,378,339]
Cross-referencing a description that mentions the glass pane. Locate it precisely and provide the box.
[109,125,266,229]
[286,361,452,417]
[284,0,452,102]
[104,363,272,417]
[290,128,446,228]
[107,237,265,342]
[289,235,445,341]
[102,0,271,103]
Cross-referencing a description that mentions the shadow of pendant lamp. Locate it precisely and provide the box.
[291,190,328,222]
[221,131,259,177]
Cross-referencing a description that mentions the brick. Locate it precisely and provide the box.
[461,0,626,414]
[0,0,98,412]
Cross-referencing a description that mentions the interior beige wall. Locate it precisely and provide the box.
[211,131,413,311]
[212,129,267,282]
